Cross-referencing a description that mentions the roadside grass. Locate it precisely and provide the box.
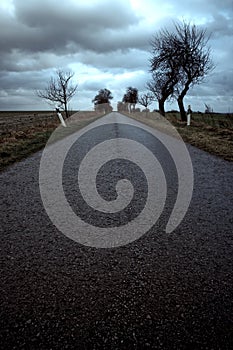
[0,130,53,170]
[0,111,102,171]
[1,109,233,171]
[125,111,233,162]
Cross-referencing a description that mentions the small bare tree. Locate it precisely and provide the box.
[92,88,113,114]
[122,87,138,112]
[205,103,213,113]
[138,93,154,111]
[37,69,78,118]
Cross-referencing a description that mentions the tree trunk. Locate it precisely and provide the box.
[158,99,165,116]
[177,81,190,122]
[177,97,187,122]
[64,101,69,119]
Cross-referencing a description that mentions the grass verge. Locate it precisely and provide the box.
[0,112,102,172]
[124,111,233,162]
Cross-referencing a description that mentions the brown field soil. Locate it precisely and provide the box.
[0,111,102,171]
[125,111,233,162]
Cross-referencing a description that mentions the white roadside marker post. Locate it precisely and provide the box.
[55,107,67,127]
[187,104,192,126]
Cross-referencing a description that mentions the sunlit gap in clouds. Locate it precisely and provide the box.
[0,0,15,16]
[129,0,174,24]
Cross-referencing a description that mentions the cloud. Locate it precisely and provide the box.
[0,0,232,112]
[77,49,150,71]
[0,0,142,55]
[15,0,138,30]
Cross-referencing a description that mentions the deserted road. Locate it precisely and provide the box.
[1,113,233,349]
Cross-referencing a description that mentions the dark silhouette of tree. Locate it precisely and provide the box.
[138,93,154,110]
[173,22,214,121]
[147,71,178,116]
[92,88,113,114]
[148,28,180,116]
[92,88,113,105]
[205,103,213,113]
[149,21,214,120]
[122,87,138,112]
[117,101,128,112]
[37,69,77,119]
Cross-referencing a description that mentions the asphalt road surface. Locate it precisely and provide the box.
[1,112,233,349]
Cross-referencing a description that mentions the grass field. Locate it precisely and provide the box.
[166,111,233,161]
[0,110,233,172]
[0,111,102,171]
[126,111,233,162]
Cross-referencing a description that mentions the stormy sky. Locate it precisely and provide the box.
[0,0,232,112]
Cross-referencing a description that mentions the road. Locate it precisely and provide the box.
[0,112,233,349]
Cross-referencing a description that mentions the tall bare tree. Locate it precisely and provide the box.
[149,21,214,120]
[148,28,180,116]
[37,69,78,118]
[173,22,214,120]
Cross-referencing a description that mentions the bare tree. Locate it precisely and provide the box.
[149,21,214,120]
[205,103,213,113]
[173,22,214,121]
[92,89,113,113]
[122,87,138,112]
[92,88,113,105]
[37,69,78,118]
[146,71,177,116]
[146,73,174,116]
[92,88,113,113]
[117,101,128,112]
[148,29,180,116]
[138,93,154,110]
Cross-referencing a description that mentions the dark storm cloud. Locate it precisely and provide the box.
[81,81,106,93]
[15,0,137,30]
[0,0,232,112]
[175,0,233,16]
[78,49,150,71]
[211,70,233,95]
[207,13,233,39]
[173,0,233,41]
[0,0,143,55]
[0,70,48,90]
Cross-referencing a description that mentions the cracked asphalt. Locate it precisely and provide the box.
[0,113,233,349]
